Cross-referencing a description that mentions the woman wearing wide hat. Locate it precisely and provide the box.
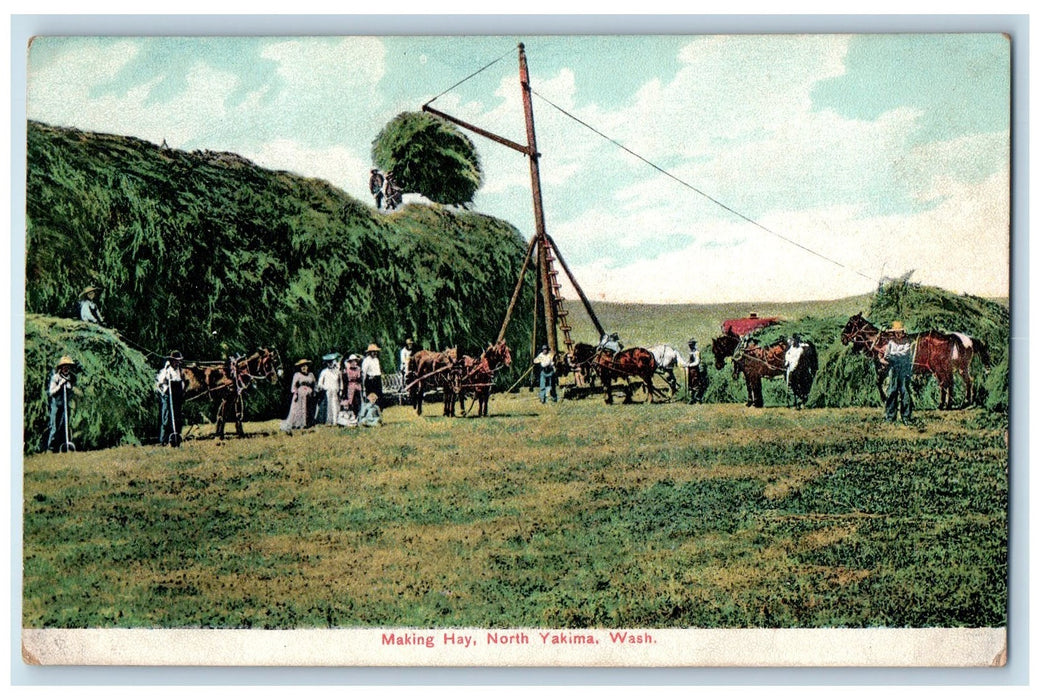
[341,354,364,418]
[282,359,317,431]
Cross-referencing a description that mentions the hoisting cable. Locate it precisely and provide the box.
[423,46,517,109]
[531,88,874,283]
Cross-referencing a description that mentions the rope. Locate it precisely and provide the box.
[423,47,516,108]
[506,364,534,393]
[531,89,874,283]
[113,331,164,360]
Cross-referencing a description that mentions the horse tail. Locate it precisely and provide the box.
[973,337,993,370]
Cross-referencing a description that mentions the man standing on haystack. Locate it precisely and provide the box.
[79,286,105,325]
[882,321,914,425]
[369,168,385,209]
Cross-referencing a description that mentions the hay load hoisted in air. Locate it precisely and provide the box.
[414,43,679,407]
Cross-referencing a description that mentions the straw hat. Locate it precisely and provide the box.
[295,358,311,367]
[56,355,76,369]
[347,354,360,362]
[890,321,905,332]
[167,350,184,361]
[367,393,378,403]
[366,343,381,353]
[322,353,339,362]
[80,286,100,298]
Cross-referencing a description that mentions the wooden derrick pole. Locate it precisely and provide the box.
[423,42,605,361]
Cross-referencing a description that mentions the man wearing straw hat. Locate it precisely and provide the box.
[46,355,77,453]
[79,286,105,325]
[155,350,186,446]
[882,321,914,424]
[361,343,384,403]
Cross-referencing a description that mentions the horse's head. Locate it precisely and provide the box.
[247,347,283,383]
[841,313,865,346]
[711,333,739,370]
[484,340,511,369]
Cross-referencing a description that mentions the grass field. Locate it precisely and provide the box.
[561,295,871,351]
[22,391,1007,630]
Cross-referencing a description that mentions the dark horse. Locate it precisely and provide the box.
[840,313,991,410]
[565,342,599,391]
[786,342,818,409]
[448,340,512,417]
[180,347,283,438]
[731,339,787,408]
[712,333,817,408]
[406,347,458,416]
[711,331,741,371]
[587,346,658,404]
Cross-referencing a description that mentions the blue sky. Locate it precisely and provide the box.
[25,33,1010,303]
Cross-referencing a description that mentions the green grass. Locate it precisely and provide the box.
[565,296,872,350]
[23,394,1007,630]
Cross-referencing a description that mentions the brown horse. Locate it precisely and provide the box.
[731,339,788,408]
[713,333,818,407]
[406,347,458,416]
[711,331,741,370]
[448,340,512,417]
[180,347,283,438]
[564,342,602,393]
[593,346,658,404]
[840,313,991,409]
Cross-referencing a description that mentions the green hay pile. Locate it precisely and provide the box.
[24,314,153,453]
[813,275,1008,411]
[702,315,846,408]
[25,121,534,424]
[703,276,1008,413]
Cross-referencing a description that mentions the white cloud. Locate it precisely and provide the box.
[250,138,369,196]
[558,168,1009,305]
[262,38,386,92]
[27,38,141,131]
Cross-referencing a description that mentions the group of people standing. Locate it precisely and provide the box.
[282,343,390,431]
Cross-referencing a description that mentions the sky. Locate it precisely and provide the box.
[24,33,1011,304]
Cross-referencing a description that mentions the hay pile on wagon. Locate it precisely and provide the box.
[705,276,1008,412]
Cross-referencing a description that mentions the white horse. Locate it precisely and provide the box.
[648,344,682,392]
